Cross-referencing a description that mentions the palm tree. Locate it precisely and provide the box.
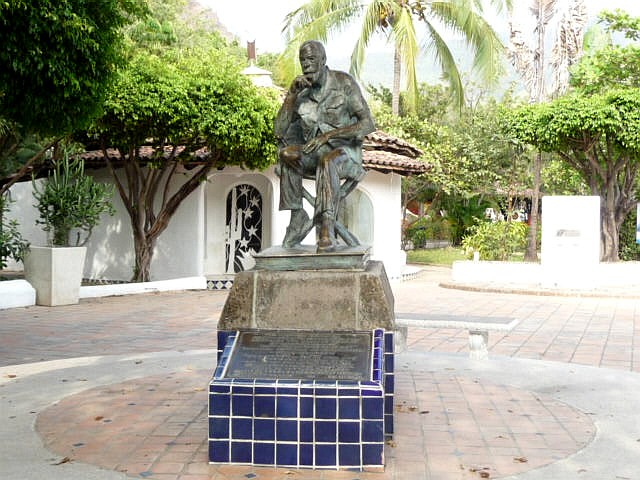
[508,0,587,261]
[280,0,512,114]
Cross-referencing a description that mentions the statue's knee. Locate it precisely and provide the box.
[320,149,343,168]
[279,145,302,166]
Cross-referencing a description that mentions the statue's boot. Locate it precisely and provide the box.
[317,213,335,253]
[283,209,312,248]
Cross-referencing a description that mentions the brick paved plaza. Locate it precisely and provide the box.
[1,265,640,479]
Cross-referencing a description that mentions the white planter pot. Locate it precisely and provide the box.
[23,246,86,306]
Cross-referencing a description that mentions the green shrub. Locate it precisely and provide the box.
[619,208,640,261]
[436,195,496,245]
[0,195,29,269]
[405,214,452,248]
[461,219,528,261]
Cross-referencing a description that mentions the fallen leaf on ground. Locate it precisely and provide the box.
[468,466,491,473]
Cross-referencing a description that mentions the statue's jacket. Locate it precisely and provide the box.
[293,69,371,179]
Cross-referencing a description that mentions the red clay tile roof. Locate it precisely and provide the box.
[84,131,428,175]
[363,130,428,175]
[0,131,428,187]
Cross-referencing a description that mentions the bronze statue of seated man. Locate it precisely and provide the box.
[274,40,375,252]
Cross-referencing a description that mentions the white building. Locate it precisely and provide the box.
[5,131,426,286]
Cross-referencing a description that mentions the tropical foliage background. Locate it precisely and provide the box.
[2,0,640,273]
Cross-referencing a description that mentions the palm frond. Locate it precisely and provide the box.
[508,23,536,96]
[390,5,420,110]
[282,0,363,44]
[530,0,558,32]
[550,0,587,94]
[422,19,465,109]
[493,0,513,14]
[476,0,513,15]
[429,0,505,85]
[278,0,365,85]
[350,0,396,79]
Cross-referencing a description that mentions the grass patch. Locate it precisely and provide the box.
[407,247,467,266]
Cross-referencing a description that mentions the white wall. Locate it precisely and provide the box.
[365,171,405,280]
[7,165,406,281]
[81,168,205,281]
[6,168,205,282]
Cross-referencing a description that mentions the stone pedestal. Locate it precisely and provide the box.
[219,259,394,332]
[209,253,395,471]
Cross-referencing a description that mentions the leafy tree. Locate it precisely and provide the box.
[371,81,530,245]
[618,207,640,261]
[541,158,587,195]
[437,194,497,245]
[0,0,146,197]
[0,0,145,135]
[506,9,640,261]
[505,88,640,261]
[280,0,511,113]
[405,214,452,247]
[620,205,640,261]
[89,30,279,281]
[256,52,290,88]
[570,10,640,94]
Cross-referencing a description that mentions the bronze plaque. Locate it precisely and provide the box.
[223,330,372,381]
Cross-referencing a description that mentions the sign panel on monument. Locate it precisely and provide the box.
[224,330,372,381]
[541,196,600,288]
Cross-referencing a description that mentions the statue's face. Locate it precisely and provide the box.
[299,45,325,83]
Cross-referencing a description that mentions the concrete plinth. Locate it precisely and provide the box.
[219,260,394,332]
[23,246,86,306]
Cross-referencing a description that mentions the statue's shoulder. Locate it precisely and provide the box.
[329,69,358,85]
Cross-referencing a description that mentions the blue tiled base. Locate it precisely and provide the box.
[209,329,394,470]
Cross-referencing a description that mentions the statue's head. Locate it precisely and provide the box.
[299,40,326,83]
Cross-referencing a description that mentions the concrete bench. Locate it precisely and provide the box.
[394,313,520,360]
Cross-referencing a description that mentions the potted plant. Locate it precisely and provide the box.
[23,153,115,305]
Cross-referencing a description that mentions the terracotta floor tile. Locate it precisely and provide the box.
[150,461,186,474]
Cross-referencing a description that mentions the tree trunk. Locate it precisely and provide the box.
[525,151,542,261]
[132,228,156,283]
[392,45,401,116]
[601,212,619,261]
[601,198,620,262]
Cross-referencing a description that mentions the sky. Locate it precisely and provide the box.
[201,0,640,55]
[200,0,640,86]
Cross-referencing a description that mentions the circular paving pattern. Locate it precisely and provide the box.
[36,368,594,480]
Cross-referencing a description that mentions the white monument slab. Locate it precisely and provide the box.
[541,196,600,288]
